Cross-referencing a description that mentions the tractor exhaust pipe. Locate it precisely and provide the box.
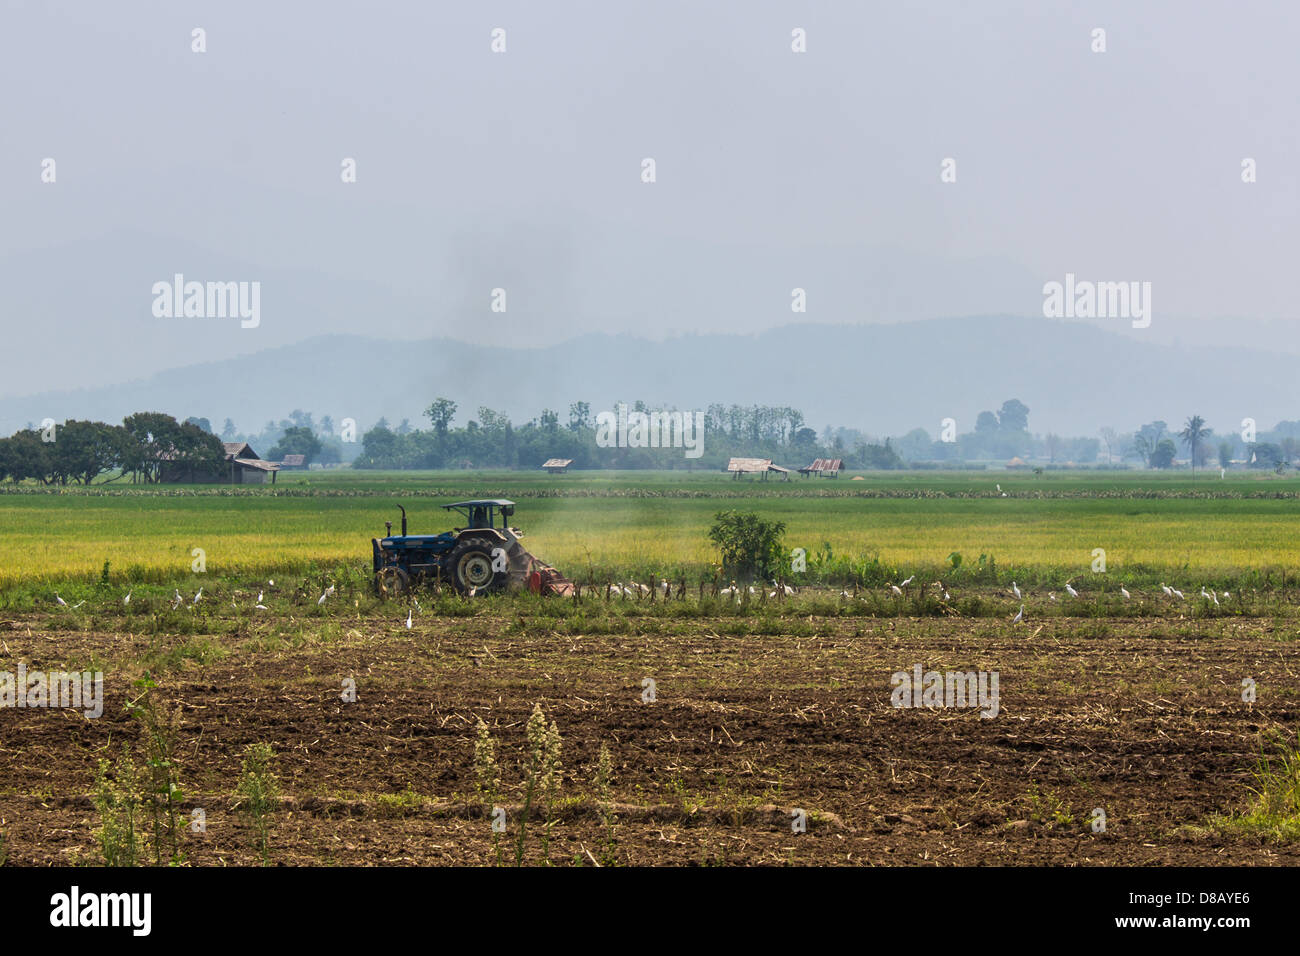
[397,504,407,536]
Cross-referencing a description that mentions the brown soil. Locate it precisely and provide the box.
[2,607,1297,866]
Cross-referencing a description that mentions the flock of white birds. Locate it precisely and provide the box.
[855,575,1234,625]
[51,570,1235,629]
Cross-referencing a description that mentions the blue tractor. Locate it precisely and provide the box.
[372,498,572,597]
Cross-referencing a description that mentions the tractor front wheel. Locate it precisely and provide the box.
[447,538,508,595]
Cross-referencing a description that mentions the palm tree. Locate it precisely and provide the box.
[1179,415,1212,479]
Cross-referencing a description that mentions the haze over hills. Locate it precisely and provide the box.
[6,3,1300,450]
[4,228,1295,405]
[0,228,1057,398]
[3,317,1296,440]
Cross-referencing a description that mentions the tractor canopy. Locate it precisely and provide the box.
[441,499,515,531]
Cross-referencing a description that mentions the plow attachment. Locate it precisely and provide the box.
[508,544,576,596]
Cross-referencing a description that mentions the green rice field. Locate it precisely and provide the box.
[2,469,1300,590]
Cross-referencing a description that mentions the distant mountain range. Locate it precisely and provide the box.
[3,316,1296,440]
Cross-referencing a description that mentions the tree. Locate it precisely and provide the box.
[567,402,591,432]
[185,417,213,433]
[268,426,323,465]
[708,511,786,583]
[856,438,905,469]
[1138,421,1168,444]
[170,422,227,481]
[50,420,123,485]
[358,424,398,468]
[1179,416,1212,479]
[1099,427,1118,465]
[1251,442,1283,470]
[791,426,819,450]
[997,399,1030,433]
[424,398,457,438]
[122,412,185,483]
[316,443,343,465]
[975,411,999,434]
[894,428,932,463]
[221,418,237,440]
[1131,421,1167,467]
[1281,437,1300,465]
[1151,438,1177,469]
[1218,441,1233,469]
[0,430,53,483]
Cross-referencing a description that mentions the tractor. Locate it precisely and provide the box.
[372,498,574,597]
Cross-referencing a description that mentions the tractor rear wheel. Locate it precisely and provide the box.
[375,566,410,598]
[447,537,508,595]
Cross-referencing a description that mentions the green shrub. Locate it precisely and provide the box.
[708,510,786,582]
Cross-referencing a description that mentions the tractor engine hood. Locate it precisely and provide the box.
[381,532,456,547]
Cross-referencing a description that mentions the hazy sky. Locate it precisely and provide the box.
[1,1,1297,399]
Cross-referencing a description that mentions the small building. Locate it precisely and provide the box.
[279,454,307,470]
[222,443,280,484]
[541,458,573,474]
[160,442,279,484]
[727,457,792,481]
[798,457,843,478]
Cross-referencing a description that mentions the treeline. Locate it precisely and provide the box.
[213,410,348,466]
[1108,418,1300,471]
[883,399,1100,465]
[352,400,906,470]
[11,400,1300,484]
[0,413,226,485]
